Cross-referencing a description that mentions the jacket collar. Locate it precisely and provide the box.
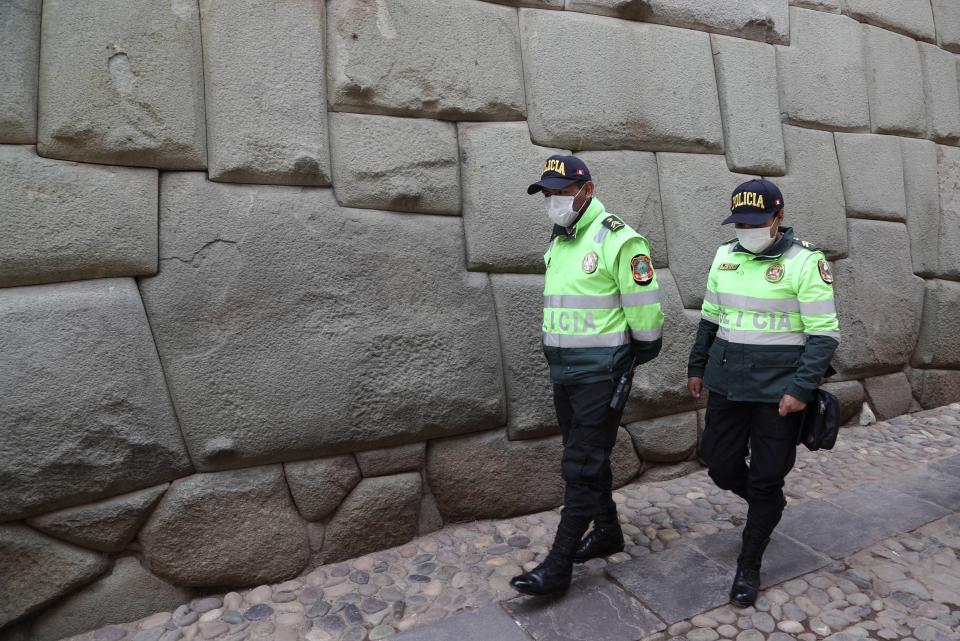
[551,198,603,240]
[732,226,796,259]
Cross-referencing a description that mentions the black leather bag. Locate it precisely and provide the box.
[798,388,841,451]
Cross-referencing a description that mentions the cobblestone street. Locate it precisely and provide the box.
[58,404,960,641]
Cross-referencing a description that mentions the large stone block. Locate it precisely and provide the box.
[490,274,556,440]
[776,8,869,131]
[37,0,206,169]
[29,556,195,641]
[863,372,915,420]
[913,280,960,368]
[489,0,563,6]
[520,9,723,153]
[612,427,642,487]
[459,122,567,273]
[626,411,698,463]
[0,0,40,143]
[199,0,330,186]
[428,430,564,521]
[909,369,960,409]
[901,138,941,276]
[326,0,525,120]
[789,0,840,13]
[140,466,309,587]
[936,145,960,279]
[863,26,926,136]
[932,0,960,52]
[0,145,158,288]
[0,524,108,628]
[777,125,848,259]
[285,455,361,521]
[821,380,865,425]
[710,35,785,176]
[0,279,191,522]
[658,153,750,309]
[834,133,906,221]
[919,43,960,144]
[577,151,668,267]
[563,0,789,45]
[27,484,168,553]
[843,0,935,41]
[831,220,925,376]
[355,443,425,477]
[330,113,459,214]
[319,473,421,563]
[139,174,505,470]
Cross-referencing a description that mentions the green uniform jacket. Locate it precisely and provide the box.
[687,228,840,403]
[543,198,665,384]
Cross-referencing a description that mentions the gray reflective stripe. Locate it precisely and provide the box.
[702,313,720,323]
[799,299,837,316]
[621,291,661,306]
[717,327,807,345]
[542,331,630,348]
[631,327,663,342]
[784,244,804,259]
[806,331,841,344]
[718,293,800,313]
[704,290,720,305]
[594,227,610,244]
[544,291,660,309]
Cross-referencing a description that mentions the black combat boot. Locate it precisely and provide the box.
[729,531,770,608]
[573,510,624,563]
[510,528,581,596]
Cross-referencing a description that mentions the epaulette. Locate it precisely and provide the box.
[721,238,738,245]
[602,215,626,232]
[793,238,820,252]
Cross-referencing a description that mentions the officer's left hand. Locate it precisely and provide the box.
[778,394,807,416]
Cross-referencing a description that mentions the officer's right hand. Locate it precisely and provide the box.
[687,377,703,399]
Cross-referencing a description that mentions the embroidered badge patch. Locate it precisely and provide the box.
[765,262,785,283]
[818,259,834,284]
[718,263,740,271]
[582,252,599,274]
[603,216,625,232]
[631,254,654,285]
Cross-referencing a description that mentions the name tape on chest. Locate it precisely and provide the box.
[718,263,740,271]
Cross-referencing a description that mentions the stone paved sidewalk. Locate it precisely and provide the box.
[61,404,960,641]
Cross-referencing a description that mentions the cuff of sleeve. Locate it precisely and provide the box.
[688,367,705,378]
[785,383,814,403]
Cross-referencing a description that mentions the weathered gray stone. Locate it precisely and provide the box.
[320,473,421,563]
[0,524,109,628]
[428,430,564,521]
[389,605,532,641]
[776,125,848,259]
[0,0,41,143]
[0,278,191,522]
[821,381,865,425]
[490,274,555,440]
[488,0,562,6]
[140,466,309,587]
[417,493,444,537]
[913,280,960,368]
[710,35,785,176]
[355,443,425,477]
[789,0,840,13]
[577,151,668,267]
[843,0,935,41]
[612,427,642,488]
[831,220,924,376]
[919,43,960,144]
[199,0,330,185]
[658,153,750,308]
[626,411,698,463]
[863,26,926,136]
[306,522,325,569]
[901,138,940,276]
[37,0,206,169]
[0,621,29,641]
[29,556,195,641]
[625,271,705,421]
[825,484,948,534]
[326,0,525,120]
[0,145,158,288]
[521,9,722,153]
[777,500,894,559]
[689,529,830,589]
[638,460,703,483]
[459,122,567,273]
[27,485,168,553]
[564,0,789,44]
[863,372,915,421]
[139,174,505,470]
[932,0,960,52]
[935,145,960,279]
[776,8,869,131]
[330,113,459,214]
[908,370,960,409]
[834,134,906,221]
[283,455,360,522]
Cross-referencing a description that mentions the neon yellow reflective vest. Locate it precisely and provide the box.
[687,228,840,403]
[543,197,665,384]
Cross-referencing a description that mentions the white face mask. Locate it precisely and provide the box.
[735,223,778,254]
[545,185,586,228]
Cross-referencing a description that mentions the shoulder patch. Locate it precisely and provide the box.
[818,259,834,285]
[631,254,654,285]
[602,215,626,232]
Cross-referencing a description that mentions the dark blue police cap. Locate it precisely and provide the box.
[722,179,784,225]
[527,155,592,194]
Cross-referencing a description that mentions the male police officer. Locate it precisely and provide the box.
[510,155,665,596]
[687,179,839,607]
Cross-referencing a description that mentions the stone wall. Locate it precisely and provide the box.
[2,0,960,638]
